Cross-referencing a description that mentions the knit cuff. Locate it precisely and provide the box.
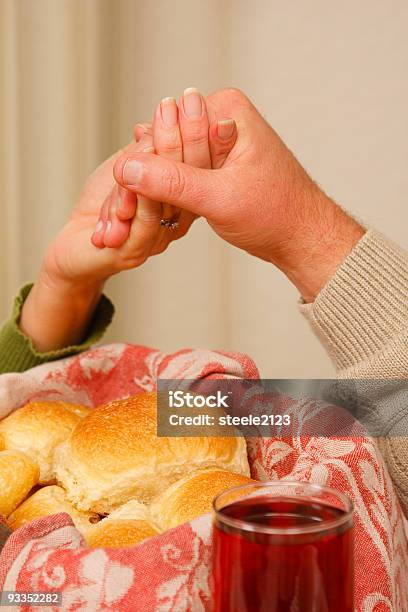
[300,230,408,373]
[0,284,114,373]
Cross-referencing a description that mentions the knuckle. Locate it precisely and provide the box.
[161,142,181,155]
[212,141,233,156]
[182,129,209,147]
[139,211,161,225]
[156,133,181,155]
[161,164,186,200]
[221,86,243,99]
[220,87,251,108]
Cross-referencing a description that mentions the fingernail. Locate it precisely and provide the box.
[183,87,202,118]
[123,160,143,185]
[142,146,155,153]
[160,97,178,127]
[94,220,103,233]
[116,188,124,214]
[105,221,112,235]
[217,118,235,140]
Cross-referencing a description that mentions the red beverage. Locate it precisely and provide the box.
[212,483,354,612]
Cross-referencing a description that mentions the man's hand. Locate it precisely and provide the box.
[114,88,364,302]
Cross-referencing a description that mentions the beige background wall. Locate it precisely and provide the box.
[1,0,407,377]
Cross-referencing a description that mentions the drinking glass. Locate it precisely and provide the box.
[212,481,354,612]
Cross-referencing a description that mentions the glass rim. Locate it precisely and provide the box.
[213,480,354,537]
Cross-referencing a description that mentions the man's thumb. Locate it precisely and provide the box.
[114,153,218,217]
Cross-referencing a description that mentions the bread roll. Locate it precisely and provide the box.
[8,485,99,534]
[0,450,39,516]
[0,401,90,483]
[54,392,250,513]
[105,499,156,521]
[85,500,160,548]
[151,468,254,530]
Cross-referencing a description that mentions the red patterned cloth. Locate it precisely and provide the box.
[0,343,407,611]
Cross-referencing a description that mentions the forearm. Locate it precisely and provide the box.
[0,284,114,374]
[273,190,366,304]
[19,272,104,352]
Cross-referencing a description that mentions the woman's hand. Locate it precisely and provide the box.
[18,137,135,352]
[19,132,159,352]
[114,88,364,303]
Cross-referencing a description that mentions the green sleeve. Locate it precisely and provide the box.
[0,284,115,374]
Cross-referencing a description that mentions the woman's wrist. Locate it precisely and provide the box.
[19,272,105,353]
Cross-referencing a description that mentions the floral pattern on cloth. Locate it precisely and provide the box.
[0,343,407,612]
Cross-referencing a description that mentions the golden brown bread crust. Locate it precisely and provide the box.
[1,394,255,545]
[8,485,99,534]
[0,450,39,516]
[54,392,250,513]
[85,499,160,548]
[85,519,159,548]
[0,401,90,484]
[150,468,254,531]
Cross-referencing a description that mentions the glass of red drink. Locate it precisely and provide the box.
[212,481,354,612]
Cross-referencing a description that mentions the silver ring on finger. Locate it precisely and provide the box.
[160,217,179,230]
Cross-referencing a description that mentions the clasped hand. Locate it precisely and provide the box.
[20,87,363,352]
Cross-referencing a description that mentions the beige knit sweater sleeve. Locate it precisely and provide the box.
[300,229,408,512]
